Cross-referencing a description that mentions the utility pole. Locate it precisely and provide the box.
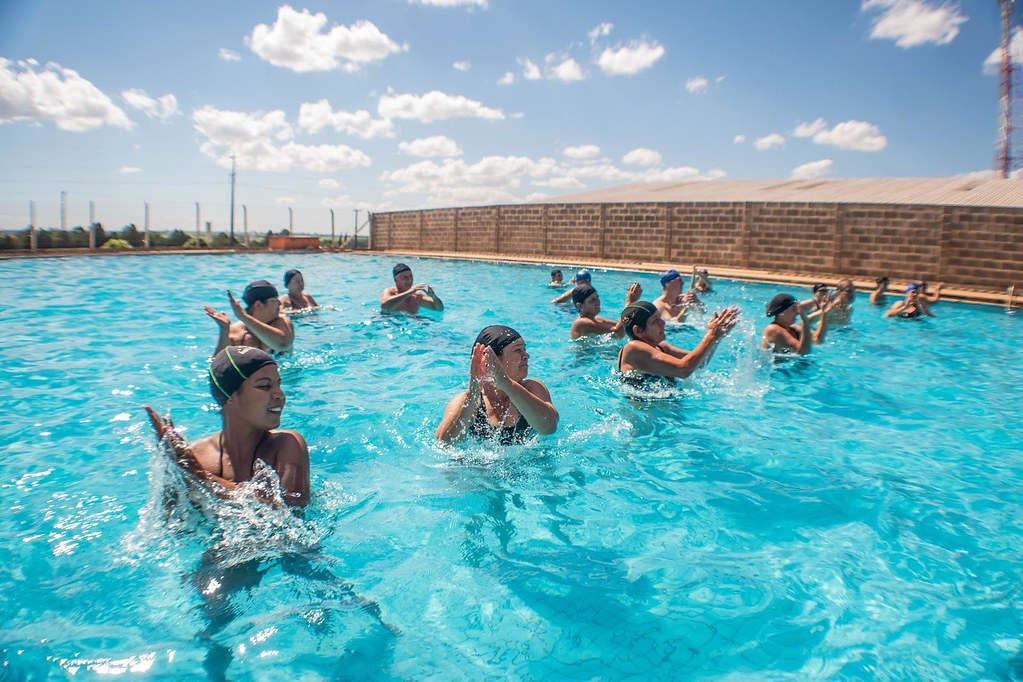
[330,209,335,249]
[144,202,150,248]
[29,200,37,251]
[998,0,1018,177]
[243,204,249,247]
[288,207,293,232]
[229,154,236,244]
[195,202,201,246]
[60,191,66,231]
[89,200,96,249]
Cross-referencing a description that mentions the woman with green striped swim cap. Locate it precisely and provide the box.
[143,345,310,507]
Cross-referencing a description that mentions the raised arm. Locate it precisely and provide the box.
[551,286,575,305]
[142,405,236,491]
[486,347,559,435]
[420,285,444,311]
[380,284,422,311]
[608,283,643,337]
[811,300,830,344]
[630,306,739,377]
[436,344,485,443]
[229,291,294,352]
[205,306,231,355]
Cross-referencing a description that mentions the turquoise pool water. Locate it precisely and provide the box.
[2,252,1022,680]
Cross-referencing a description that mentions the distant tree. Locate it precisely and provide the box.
[119,223,142,247]
[69,226,89,248]
[165,229,188,247]
[183,236,209,249]
[211,232,232,248]
[91,222,107,248]
[100,238,133,250]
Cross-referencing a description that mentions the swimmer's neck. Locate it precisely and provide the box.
[219,422,269,477]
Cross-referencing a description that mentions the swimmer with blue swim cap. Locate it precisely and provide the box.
[143,345,310,507]
[617,300,740,378]
[653,268,702,322]
[552,268,594,304]
[279,269,319,312]
[381,262,444,314]
[885,282,935,319]
[436,325,559,443]
[205,279,295,355]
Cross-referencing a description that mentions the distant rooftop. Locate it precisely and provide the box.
[534,177,1023,208]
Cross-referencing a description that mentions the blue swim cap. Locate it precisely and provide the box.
[905,282,919,293]
[576,269,591,282]
[660,269,681,287]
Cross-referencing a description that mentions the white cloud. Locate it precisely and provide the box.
[377,90,505,122]
[715,75,726,83]
[686,76,709,94]
[497,71,516,85]
[547,57,586,82]
[862,0,967,48]
[733,134,746,144]
[519,58,542,80]
[793,118,827,138]
[588,22,613,43]
[634,166,726,183]
[622,147,662,166]
[298,99,394,138]
[192,106,371,172]
[319,178,343,190]
[812,120,887,151]
[119,166,141,174]
[563,144,600,159]
[121,88,180,122]
[398,135,463,157]
[0,58,133,131]
[791,159,833,179]
[275,196,296,206]
[407,0,488,6]
[754,133,786,151]
[984,28,1023,75]
[321,193,353,208]
[247,6,406,73]
[453,61,471,71]
[218,48,241,62]
[596,39,665,75]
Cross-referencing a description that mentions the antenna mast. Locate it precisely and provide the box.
[998,0,1018,177]
[229,154,237,244]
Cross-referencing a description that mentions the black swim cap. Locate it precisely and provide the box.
[284,269,300,287]
[474,325,522,355]
[242,280,278,306]
[766,293,797,317]
[392,263,412,278]
[621,301,657,339]
[209,346,277,406]
[572,285,597,306]
[812,282,828,294]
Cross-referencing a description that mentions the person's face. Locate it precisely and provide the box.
[839,284,855,302]
[496,338,529,382]
[577,291,600,316]
[551,272,562,284]
[635,314,666,345]
[288,273,304,291]
[394,270,414,292]
[907,289,919,303]
[778,303,798,326]
[252,296,280,322]
[664,277,682,297]
[227,364,285,430]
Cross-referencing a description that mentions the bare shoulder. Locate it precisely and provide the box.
[522,378,552,401]
[189,433,222,473]
[268,429,308,458]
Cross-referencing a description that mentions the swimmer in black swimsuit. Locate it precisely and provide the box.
[885,283,934,319]
[436,325,559,444]
[616,301,740,379]
[143,346,310,507]
[762,292,831,355]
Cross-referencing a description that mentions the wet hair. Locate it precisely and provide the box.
[621,301,658,339]
[876,274,890,285]
[812,283,828,294]
[283,269,301,287]
[392,263,412,278]
[572,285,597,306]
[575,269,592,283]
[209,346,277,406]
[474,325,522,356]
[242,280,279,307]
[766,293,797,318]
[550,269,562,279]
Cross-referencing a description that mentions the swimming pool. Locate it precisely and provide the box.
[2,252,1021,679]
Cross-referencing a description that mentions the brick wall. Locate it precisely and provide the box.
[370,201,1023,291]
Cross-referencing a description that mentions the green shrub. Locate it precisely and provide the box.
[100,238,133,250]
[182,236,209,248]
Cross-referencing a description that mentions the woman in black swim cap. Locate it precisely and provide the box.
[143,345,310,507]
[616,300,740,378]
[436,325,559,443]
[279,269,319,312]
[761,291,830,355]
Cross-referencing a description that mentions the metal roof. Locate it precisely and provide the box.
[532,178,1023,208]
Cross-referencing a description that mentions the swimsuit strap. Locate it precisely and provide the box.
[216,429,272,479]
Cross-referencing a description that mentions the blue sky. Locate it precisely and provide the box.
[0,0,1016,235]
